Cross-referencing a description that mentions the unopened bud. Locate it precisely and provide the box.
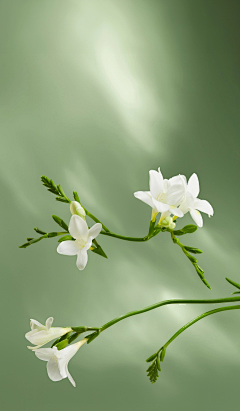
[70,201,86,219]
[160,216,176,229]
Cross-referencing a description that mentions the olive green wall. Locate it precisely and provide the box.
[1,1,240,410]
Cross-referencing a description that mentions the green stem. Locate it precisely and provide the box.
[161,304,240,351]
[98,296,240,333]
[170,231,210,289]
[100,231,150,242]
[73,190,110,232]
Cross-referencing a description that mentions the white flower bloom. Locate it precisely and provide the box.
[25,317,72,351]
[134,168,185,222]
[179,173,214,227]
[35,338,88,387]
[70,201,86,219]
[57,215,102,270]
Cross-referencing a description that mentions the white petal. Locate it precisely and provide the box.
[194,199,213,217]
[190,208,203,227]
[76,251,88,270]
[152,198,170,213]
[82,237,92,252]
[157,167,164,180]
[69,215,88,240]
[149,170,164,198]
[88,223,102,239]
[27,344,44,350]
[30,319,44,330]
[57,241,80,256]
[169,206,184,217]
[166,184,185,206]
[46,317,54,331]
[47,358,63,382]
[66,366,76,387]
[35,348,54,361]
[134,191,154,208]
[188,173,200,198]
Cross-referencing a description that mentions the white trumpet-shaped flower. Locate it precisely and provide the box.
[134,168,185,222]
[57,215,102,270]
[35,338,88,387]
[179,173,214,227]
[70,201,86,219]
[25,317,72,350]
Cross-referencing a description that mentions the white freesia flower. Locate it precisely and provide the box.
[70,201,86,219]
[35,338,88,387]
[57,215,102,270]
[25,317,72,351]
[134,168,185,222]
[179,173,214,227]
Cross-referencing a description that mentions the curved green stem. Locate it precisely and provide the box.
[99,296,240,333]
[170,231,210,289]
[161,304,240,351]
[100,231,150,242]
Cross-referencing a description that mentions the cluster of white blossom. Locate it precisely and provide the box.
[25,317,86,387]
[134,168,213,229]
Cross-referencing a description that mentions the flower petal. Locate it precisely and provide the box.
[76,250,88,270]
[152,198,170,213]
[88,223,102,239]
[134,191,154,208]
[69,215,88,240]
[166,184,185,206]
[57,241,80,256]
[35,348,54,361]
[30,319,44,330]
[188,173,200,198]
[66,366,76,387]
[47,358,63,381]
[82,237,92,252]
[190,208,203,227]
[169,206,183,217]
[194,199,213,217]
[45,317,54,332]
[149,170,164,198]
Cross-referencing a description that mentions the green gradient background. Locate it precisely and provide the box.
[1,1,240,410]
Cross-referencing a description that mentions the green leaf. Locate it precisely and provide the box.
[56,339,69,350]
[19,242,31,249]
[58,235,73,243]
[156,357,161,371]
[34,227,47,235]
[47,232,59,238]
[52,215,69,231]
[232,291,240,295]
[146,353,158,363]
[225,277,240,290]
[73,191,81,203]
[55,197,69,203]
[182,225,198,233]
[91,245,108,259]
[68,333,80,344]
[51,338,61,348]
[86,331,100,344]
[148,220,156,236]
[173,225,197,236]
[160,347,166,362]
[194,264,211,290]
[71,326,88,333]
[146,359,159,383]
[184,246,203,254]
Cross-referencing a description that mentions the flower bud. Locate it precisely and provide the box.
[160,216,176,230]
[70,201,86,219]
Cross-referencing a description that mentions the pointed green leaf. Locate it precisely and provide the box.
[52,215,69,231]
